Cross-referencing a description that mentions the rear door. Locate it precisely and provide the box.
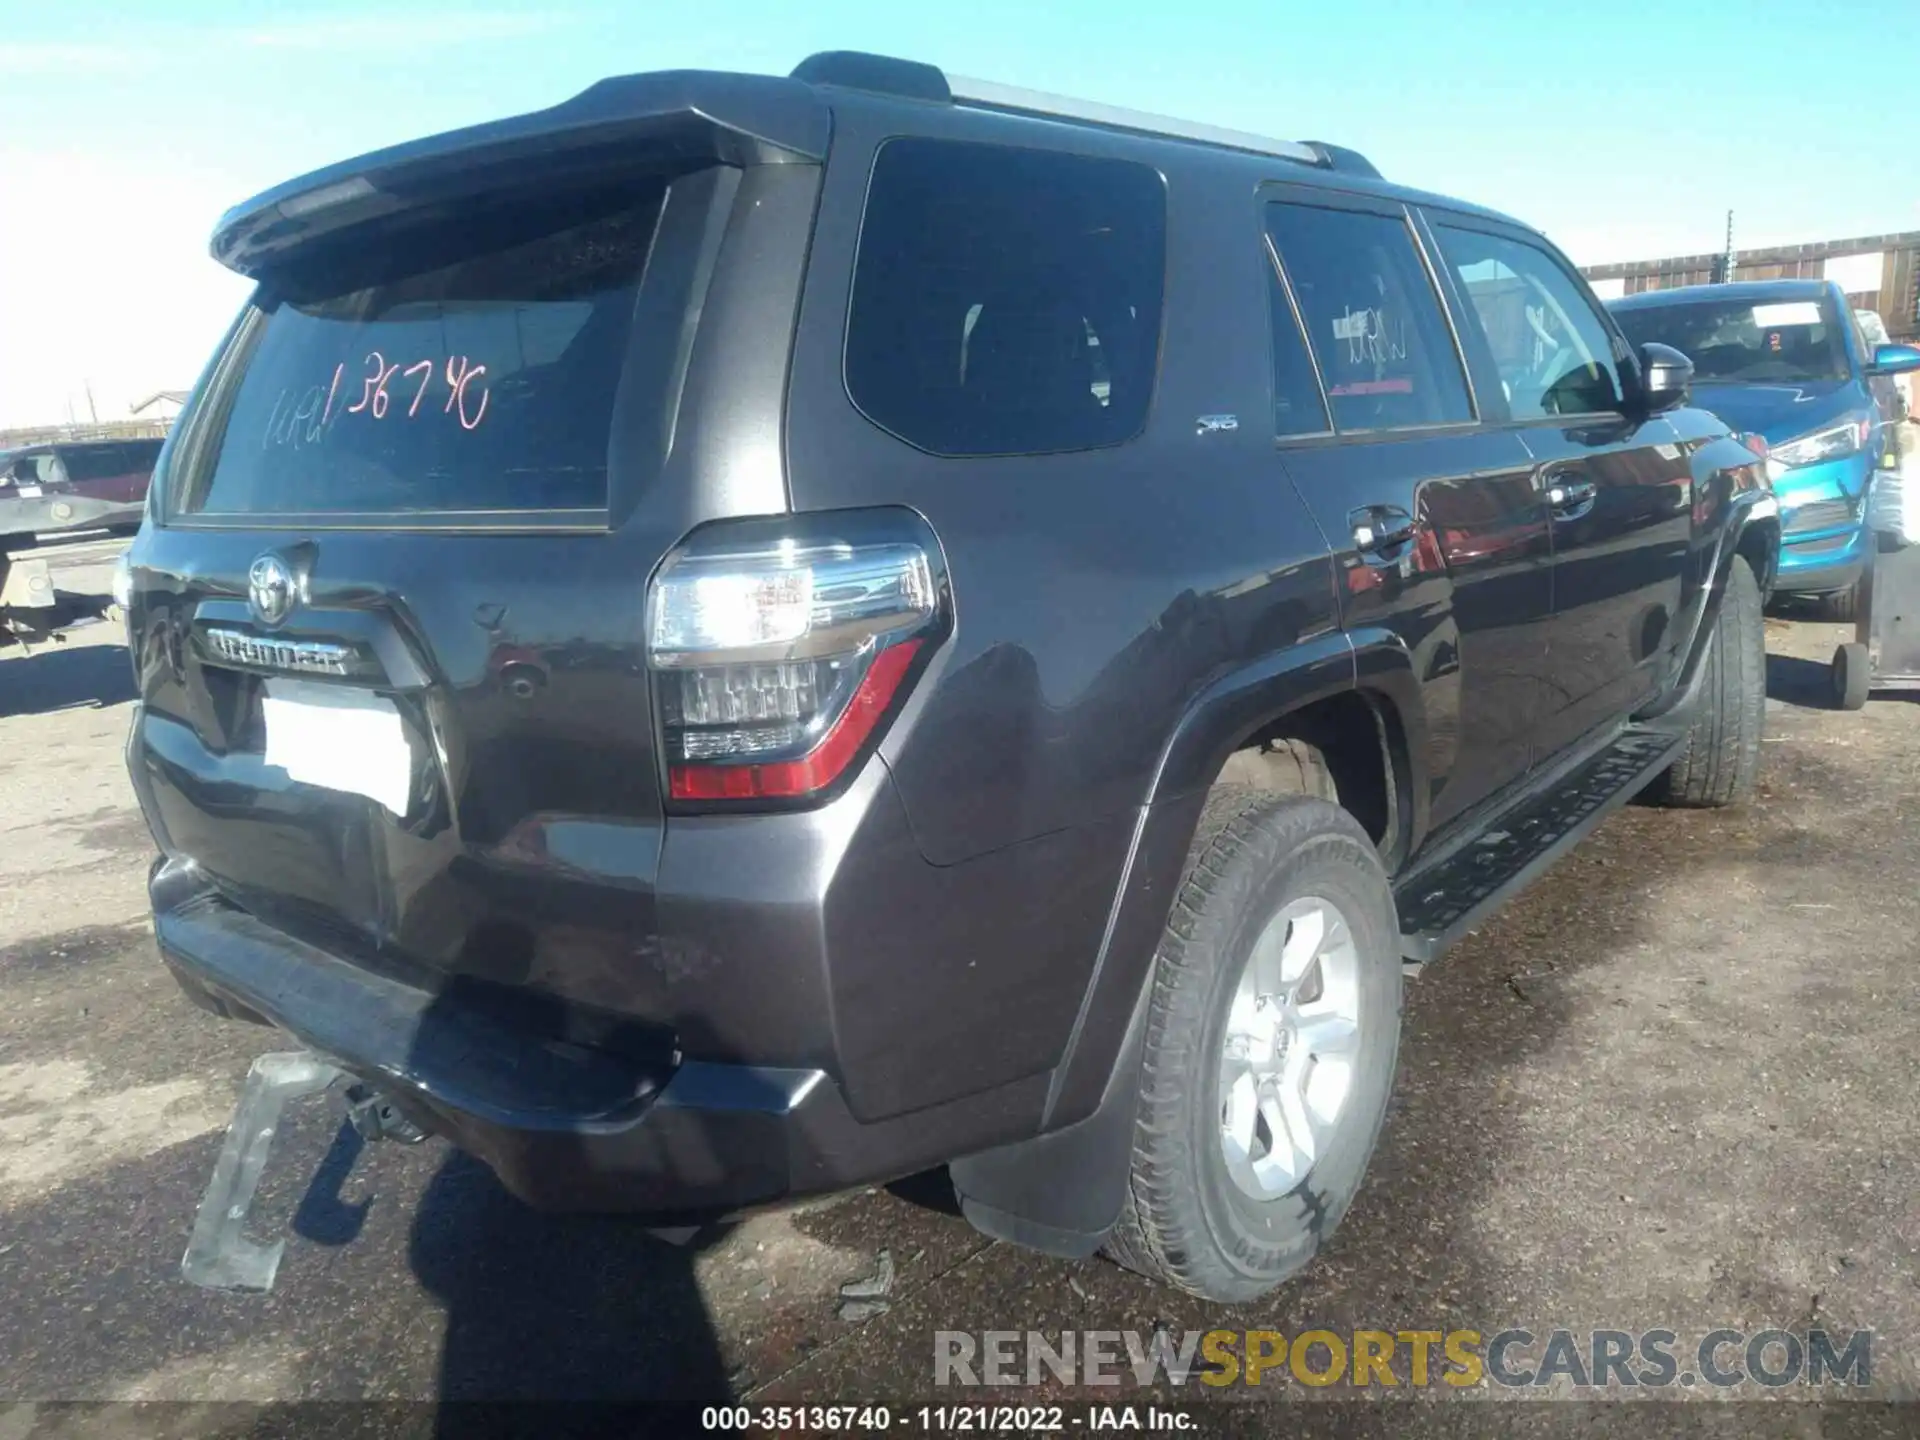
[1263,190,1554,832]
[126,152,816,1016]
[1425,217,1692,757]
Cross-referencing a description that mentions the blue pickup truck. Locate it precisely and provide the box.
[1610,279,1920,618]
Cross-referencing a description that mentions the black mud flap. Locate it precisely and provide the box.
[947,978,1151,1259]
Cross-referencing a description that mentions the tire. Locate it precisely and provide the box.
[1820,582,1861,623]
[1102,785,1402,1303]
[1832,642,1870,711]
[1648,554,1765,809]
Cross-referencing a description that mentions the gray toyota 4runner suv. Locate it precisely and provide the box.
[124,52,1779,1303]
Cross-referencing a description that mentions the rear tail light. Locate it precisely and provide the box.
[647,514,945,805]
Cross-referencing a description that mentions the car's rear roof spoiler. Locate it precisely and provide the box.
[210,70,830,277]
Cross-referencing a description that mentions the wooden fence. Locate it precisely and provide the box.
[1582,231,1920,341]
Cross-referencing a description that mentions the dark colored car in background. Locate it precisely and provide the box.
[0,437,162,546]
[123,51,1778,1303]
[1609,279,1920,618]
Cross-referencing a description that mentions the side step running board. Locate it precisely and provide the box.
[1394,729,1682,966]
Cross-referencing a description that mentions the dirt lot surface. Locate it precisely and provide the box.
[2,536,1917,1434]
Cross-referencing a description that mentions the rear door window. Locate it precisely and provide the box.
[1265,201,1473,432]
[182,184,667,516]
[845,138,1166,457]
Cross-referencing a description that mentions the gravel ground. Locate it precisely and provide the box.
[2,536,1917,1436]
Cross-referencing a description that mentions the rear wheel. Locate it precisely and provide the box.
[1649,554,1765,808]
[1102,785,1401,1303]
[1832,642,1870,711]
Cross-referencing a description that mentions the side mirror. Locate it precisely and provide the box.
[1869,343,1920,377]
[1638,342,1693,414]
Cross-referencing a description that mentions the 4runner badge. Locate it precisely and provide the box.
[202,627,351,677]
[247,553,299,629]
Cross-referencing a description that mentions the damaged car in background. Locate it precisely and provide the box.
[0,437,161,545]
[0,440,158,650]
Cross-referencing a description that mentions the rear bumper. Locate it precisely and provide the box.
[150,853,1057,1214]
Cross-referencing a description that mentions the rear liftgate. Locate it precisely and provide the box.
[167,69,834,1293]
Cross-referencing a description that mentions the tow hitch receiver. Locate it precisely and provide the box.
[342,1082,429,1146]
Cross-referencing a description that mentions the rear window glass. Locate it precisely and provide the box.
[1611,295,1849,384]
[1265,202,1473,432]
[845,138,1166,457]
[183,185,666,515]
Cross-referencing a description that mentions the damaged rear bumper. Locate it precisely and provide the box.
[150,855,917,1217]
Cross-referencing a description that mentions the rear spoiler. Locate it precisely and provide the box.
[210,70,830,277]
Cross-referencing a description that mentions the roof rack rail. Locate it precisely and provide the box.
[947,74,1324,167]
[1300,140,1382,180]
[788,52,1379,177]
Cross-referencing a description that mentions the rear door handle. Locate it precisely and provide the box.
[1349,504,1416,558]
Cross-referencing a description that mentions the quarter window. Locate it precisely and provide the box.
[846,138,1167,457]
[1434,226,1623,419]
[1267,256,1331,438]
[1265,202,1472,433]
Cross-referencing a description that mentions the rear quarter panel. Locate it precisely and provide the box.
[780,99,1343,1114]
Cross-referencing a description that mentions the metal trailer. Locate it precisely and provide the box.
[0,525,117,652]
[1832,426,1920,707]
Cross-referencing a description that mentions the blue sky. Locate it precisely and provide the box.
[2,0,1915,427]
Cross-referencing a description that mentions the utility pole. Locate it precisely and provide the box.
[1722,210,1736,285]
[84,379,98,425]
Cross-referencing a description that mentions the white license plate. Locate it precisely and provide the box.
[16,484,41,499]
[260,680,411,816]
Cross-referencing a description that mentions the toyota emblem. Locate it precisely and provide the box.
[247,553,299,629]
